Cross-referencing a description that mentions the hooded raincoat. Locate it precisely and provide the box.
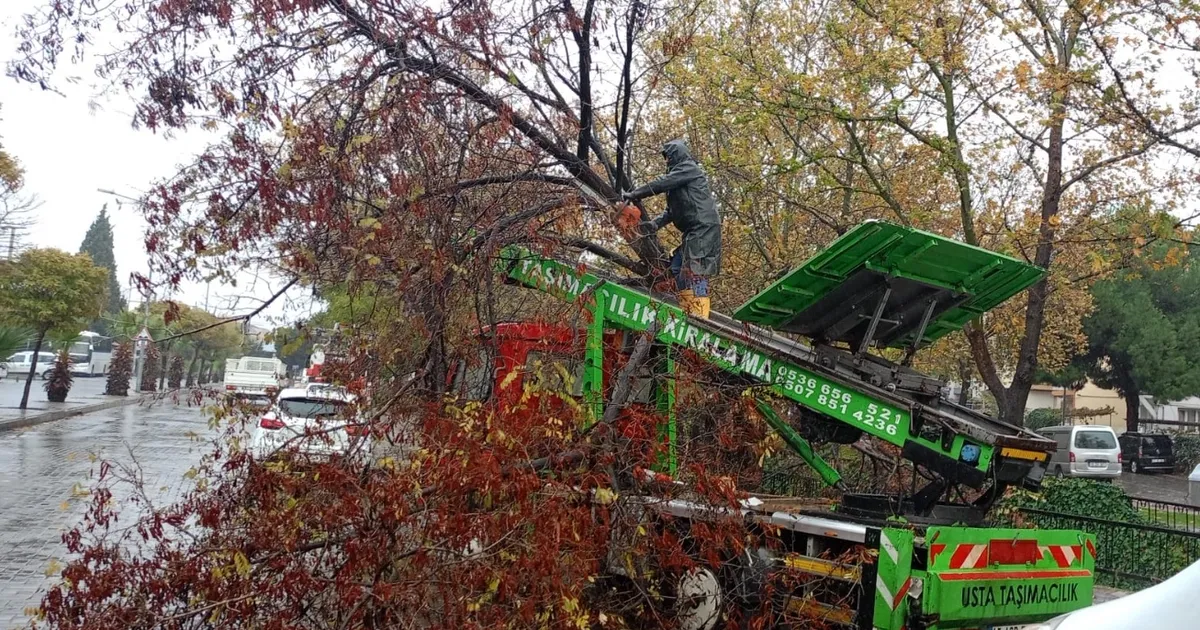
[625,139,722,280]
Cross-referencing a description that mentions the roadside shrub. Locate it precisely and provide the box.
[140,343,160,392]
[1024,407,1066,431]
[992,476,1140,524]
[168,354,184,389]
[992,477,1198,589]
[105,341,133,396]
[43,348,74,403]
[1173,434,1200,472]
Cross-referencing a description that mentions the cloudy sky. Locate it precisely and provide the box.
[0,0,311,331]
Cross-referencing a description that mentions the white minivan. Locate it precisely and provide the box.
[1037,425,1122,479]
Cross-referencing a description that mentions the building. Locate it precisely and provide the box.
[1025,380,1126,431]
[1139,396,1200,433]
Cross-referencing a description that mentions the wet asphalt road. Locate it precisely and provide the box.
[1114,470,1191,503]
[0,402,213,629]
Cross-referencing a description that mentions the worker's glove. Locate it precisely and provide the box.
[637,220,658,236]
[620,191,636,202]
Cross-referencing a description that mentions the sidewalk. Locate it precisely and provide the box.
[0,378,145,432]
[1094,585,1129,603]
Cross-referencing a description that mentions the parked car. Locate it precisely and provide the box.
[249,383,367,461]
[1118,432,1175,474]
[1022,558,1200,629]
[1038,425,1122,479]
[4,351,59,380]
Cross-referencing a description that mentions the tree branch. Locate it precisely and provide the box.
[154,278,298,344]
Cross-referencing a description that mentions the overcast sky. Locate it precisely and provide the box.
[0,0,312,333]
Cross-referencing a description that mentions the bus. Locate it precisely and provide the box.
[68,331,112,376]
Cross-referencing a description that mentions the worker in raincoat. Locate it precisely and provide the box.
[621,139,722,318]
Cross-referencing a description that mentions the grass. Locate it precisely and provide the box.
[1137,506,1200,531]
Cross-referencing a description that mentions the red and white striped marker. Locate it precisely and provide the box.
[947,543,989,569]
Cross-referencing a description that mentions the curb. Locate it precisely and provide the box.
[0,395,148,433]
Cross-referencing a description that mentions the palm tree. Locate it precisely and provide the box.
[43,330,81,402]
[0,326,33,379]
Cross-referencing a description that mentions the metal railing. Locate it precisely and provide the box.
[1020,507,1200,589]
[1129,496,1200,532]
[758,469,828,498]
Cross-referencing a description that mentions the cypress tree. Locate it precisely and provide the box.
[78,206,126,332]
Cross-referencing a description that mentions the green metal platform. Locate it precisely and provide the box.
[733,221,1045,350]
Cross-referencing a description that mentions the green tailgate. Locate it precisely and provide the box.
[734,221,1045,349]
[921,526,1096,628]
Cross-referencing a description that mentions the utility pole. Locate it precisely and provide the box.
[132,268,153,393]
[7,227,14,261]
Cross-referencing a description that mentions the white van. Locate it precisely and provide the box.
[4,351,59,380]
[1037,425,1122,479]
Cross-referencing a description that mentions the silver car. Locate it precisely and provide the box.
[1038,425,1122,479]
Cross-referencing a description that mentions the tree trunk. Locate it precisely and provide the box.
[1125,390,1141,433]
[971,78,1069,427]
[158,343,172,390]
[19,328,47,410]
[186,347,201,387]
[956,357,972,406]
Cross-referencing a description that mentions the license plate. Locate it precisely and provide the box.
[1088,461,1106,469]
[987,625,1024,630]
[1153,459,1165,463]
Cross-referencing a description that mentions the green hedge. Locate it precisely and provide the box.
[993,478,1199,590]
[1024,408,1066,431]
[1173,434,1200,472]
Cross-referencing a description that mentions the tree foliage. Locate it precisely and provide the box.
[654,0,1199,424]
[1024,408,1065,432]
[0,248,107,408]
[78,206,127,326]
[1081,247,1200,431]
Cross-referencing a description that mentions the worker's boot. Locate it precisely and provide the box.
[679,290,710,319]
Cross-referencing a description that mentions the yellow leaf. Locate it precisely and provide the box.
[233,551,251,577]
[594,487,617,505]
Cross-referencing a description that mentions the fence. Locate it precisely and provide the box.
[1129,496,1200,532]
[757,469,828,498]
[1020,507,1200,589]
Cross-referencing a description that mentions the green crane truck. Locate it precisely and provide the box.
[478,220,1095,630]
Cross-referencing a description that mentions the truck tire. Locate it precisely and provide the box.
[674,567,722,630]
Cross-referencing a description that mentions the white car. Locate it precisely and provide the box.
[1024,558,1200,629]
[249,384,368,460]
[4,351,59,380]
